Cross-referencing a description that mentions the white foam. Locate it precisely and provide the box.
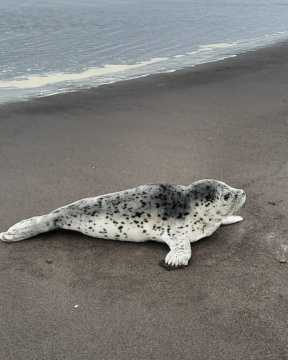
[198,42,238,52]
[0,57,169,89]
[0,42,240,91]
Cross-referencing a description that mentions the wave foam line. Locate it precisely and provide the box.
[0,57,169,89]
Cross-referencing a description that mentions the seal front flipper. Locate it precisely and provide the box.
[159,236,191,270]
[158,259,187,271]
[221,215,243,225]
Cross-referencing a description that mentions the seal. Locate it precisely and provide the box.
[0,179,246,270]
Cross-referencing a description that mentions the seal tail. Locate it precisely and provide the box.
[0,213,59,242]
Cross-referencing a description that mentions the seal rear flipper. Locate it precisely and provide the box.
[0,213,58,242]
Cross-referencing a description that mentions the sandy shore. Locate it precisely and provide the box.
[1,42,288,360]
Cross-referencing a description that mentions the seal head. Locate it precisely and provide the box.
[189,179,245,217]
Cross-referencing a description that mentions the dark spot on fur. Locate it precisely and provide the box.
[224,194,230,201]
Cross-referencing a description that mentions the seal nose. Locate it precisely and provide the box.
[238,189,246,205]
[234,189,246,202]
[235,188,245,196]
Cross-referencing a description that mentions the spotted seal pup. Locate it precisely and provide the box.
[0,179,246,270]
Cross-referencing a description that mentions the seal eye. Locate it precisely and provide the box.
[224,194,230,201]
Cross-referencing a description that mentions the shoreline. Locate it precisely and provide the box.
[1,40,288,359]
[1,33,288,106]
[1,40,288,114]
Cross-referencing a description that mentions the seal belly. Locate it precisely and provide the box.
[69,214,164,243]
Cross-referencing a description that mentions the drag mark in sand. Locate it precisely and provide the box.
[267,231,288,263]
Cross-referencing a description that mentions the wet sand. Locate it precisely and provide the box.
[1,42,288,360]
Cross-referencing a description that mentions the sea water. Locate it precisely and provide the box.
[0,0,288,104]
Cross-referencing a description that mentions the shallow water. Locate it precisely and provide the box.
[1,0,288,103]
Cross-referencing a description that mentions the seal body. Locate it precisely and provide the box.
[0,179,246,269]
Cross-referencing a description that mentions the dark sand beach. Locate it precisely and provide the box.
[1,43,288,360]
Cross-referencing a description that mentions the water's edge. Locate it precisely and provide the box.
[2,40,288,112]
